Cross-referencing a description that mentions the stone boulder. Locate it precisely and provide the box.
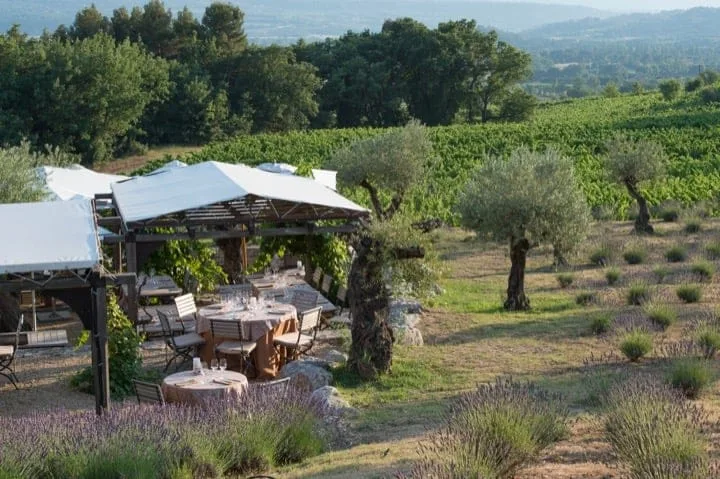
[388,298,424,346]
[320,349,348,366]
[279,360,332,391]
[310,386,357,417]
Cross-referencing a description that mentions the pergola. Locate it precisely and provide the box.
[99,161,369,321]
[0,199,135,414]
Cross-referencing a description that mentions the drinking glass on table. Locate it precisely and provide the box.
[219,358,227,371]
[211,359,219,372]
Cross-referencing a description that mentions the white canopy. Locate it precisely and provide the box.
[111,161,366,226]
[37,164,128,201]
[255,162,338,190]
[0,199,101,274]
[148,160,187,175]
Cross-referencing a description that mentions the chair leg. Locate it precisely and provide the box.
[0,370,18,390]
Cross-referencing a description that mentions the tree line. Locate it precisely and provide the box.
[0,0,533,164]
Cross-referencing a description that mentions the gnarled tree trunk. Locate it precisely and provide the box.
[625,180,653,234]
[505,237,531,311]
[217,238,244,283]
[347,237,394,380]
[553,245,570,269]
[0,292,21,333]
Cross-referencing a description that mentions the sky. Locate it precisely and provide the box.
[509,0,720,12]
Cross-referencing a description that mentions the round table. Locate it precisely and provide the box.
[197,302,297,341]
[162,370,248,405]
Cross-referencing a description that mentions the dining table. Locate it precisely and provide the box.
[248,269,336,315]
[138,274,183,302]
[161,369,248,405]
[196,300,298,379]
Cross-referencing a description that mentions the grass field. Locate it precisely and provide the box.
[278,219,720,478]
[98,145,202,174]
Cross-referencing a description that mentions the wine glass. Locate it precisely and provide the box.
[210,359,219,372]
[219,358,227,372]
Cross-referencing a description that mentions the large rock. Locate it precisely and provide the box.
[320,349,348,365]
[279,360,332,391]
[310,386,357,417]
[388,298,424,345]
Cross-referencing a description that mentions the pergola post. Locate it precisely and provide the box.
[125,231,138,324]
[90,280,110,414]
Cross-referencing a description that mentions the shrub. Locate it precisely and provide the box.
[604,377,709,478]
[575,292,597,306]
[605,267,621,285]
[626,281,651,306]
[399,378,569,479]
[677,285,702,304]
[684,218,702,234]
[70,292,143,399]
[668,359,713,399]
[659,79,682,101]
[623,245,647,265]
[556,273,574,289]
[705,241,720,260]
[697,327,720,359]
[590,244,614,266]
[653,265,671,283]
[665,245,688,263]
[644,302,677,330]
[590,314,612,335]
[656,200,682,222]
[620,329,653,361]
[582,368,627,408]
[690,260,715,282]
[699,85,720,104]
[591,204,614,221]
[0,386,335,479]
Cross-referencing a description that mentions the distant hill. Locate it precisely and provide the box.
[524,7,720,40]
[3,0,614,41]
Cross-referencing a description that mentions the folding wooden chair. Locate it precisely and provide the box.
[0,315,23,389]
[132,379,165,405]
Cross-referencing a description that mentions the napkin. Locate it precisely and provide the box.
[176,379,198,387]
[213,378,232,385]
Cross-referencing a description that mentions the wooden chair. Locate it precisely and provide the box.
[157,310,205,372]
[210,319,256,374]
[132,379,165,405]
[291,290,319,315]
[0,315,23,389]
[254,376,290,395]
[174,293,198,333]
[273,306,322,361]
[311,267,323,289]
[328,285,352,328]
[320,275,333,297]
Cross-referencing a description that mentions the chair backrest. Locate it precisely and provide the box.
[311,267,323,287]
[133,379,165,405]
[321,275,333,296]
[299,306,323,333]
[291,290,318,315]
[12,314,24,353]
[255,377,290,395]
[210,319,243,341]
[174,294,197,321]
[335,286,348,307]
[156,310,175,343]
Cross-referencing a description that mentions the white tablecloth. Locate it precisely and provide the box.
[162,370,248,405]
[197,302,296,339]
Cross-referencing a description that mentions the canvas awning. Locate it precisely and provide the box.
[37,165,128,201]
[0,199,101,274]
[256,162,338,190]
[111,161,366,229]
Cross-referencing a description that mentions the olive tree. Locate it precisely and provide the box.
[604,135,666,234]
[458,148,590,311]
[327,121,438,379]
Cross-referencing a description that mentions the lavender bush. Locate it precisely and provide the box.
[398,377,569,479]
[0,385,336,478]
[604,376,710,478]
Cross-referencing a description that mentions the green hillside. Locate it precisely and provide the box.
[140,93,720,222]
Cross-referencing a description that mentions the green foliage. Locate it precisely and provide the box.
[658,79,682,101]
[623,245,647,265]
[0,141,77,204]
[676,284,702,304]
[458,148,590,255]
[696,326,720,359]
[698,85,720,104]
[690,260,715,282]
[71,293,143,399]
[605,267,621,285]
[668,359,712,399]
[626,281,651,306]
[665,245,689,263]
[619,329,653,361]
[656,200,682,222]
[603,83,620,98]
[643,302,677,330]
[654,265,672,283]
[604,134,666,193]
[604,378,709,478]
[704,241,720,260]
[590,244,614,266]
[590,314,612,335]
[144,237,226,293]
[575,292,596,306]
[556,273,574,289]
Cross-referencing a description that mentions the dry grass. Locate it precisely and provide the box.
[96,145,202,174]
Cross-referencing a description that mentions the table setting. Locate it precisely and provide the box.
[162,358,248,405]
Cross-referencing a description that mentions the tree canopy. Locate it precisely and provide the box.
[458,148,590,309]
